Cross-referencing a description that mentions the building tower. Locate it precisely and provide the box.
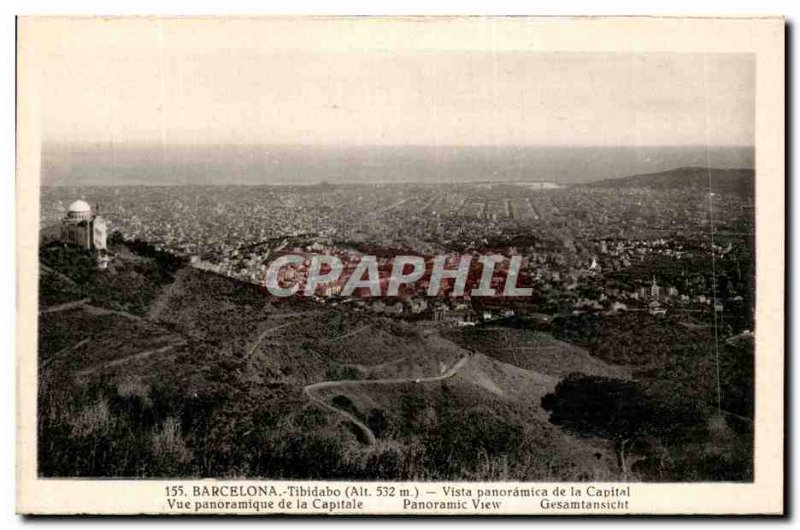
[60,200,108,268]
[650,276,660,298]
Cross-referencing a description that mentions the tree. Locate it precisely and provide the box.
[542,374,662,478]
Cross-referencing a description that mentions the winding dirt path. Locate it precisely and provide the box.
[40,298,91,314]
[322,325,371,344]
[74,339,186,377]
[244,321,298,359]
[41,338,91,369]
[303,352,472,445]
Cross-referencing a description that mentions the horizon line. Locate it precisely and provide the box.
[41,141,756,150]
[39,166,755,188]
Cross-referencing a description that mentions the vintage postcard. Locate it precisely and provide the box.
[16,16,784,515]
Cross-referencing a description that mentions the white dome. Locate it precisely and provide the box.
[67,200,92,214]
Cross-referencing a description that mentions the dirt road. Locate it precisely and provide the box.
[303,352,471,445]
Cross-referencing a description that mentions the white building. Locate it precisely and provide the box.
[60,200,107,251]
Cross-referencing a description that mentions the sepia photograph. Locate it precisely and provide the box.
[15,15,784,515]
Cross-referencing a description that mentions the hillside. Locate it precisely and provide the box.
[37,242,749,481]
[39,241,183,315]
[305,351,620,480]
[444,326,630,380]
[586,167,754,195]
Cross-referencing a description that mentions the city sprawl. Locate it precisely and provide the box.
[41,181,754,325]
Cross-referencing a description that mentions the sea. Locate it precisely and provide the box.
[41,143,754,187]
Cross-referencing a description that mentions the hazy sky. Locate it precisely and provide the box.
[33,18,755,147]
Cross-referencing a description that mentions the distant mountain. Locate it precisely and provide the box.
[586,167,755,195]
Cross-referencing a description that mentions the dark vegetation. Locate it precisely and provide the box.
[540,375,745,481]
[547,312,753,480]
[551,312,754,421]
[39,235,184,315]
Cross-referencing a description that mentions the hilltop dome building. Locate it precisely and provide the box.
[66,199,93,220]
[60,200,107,251]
